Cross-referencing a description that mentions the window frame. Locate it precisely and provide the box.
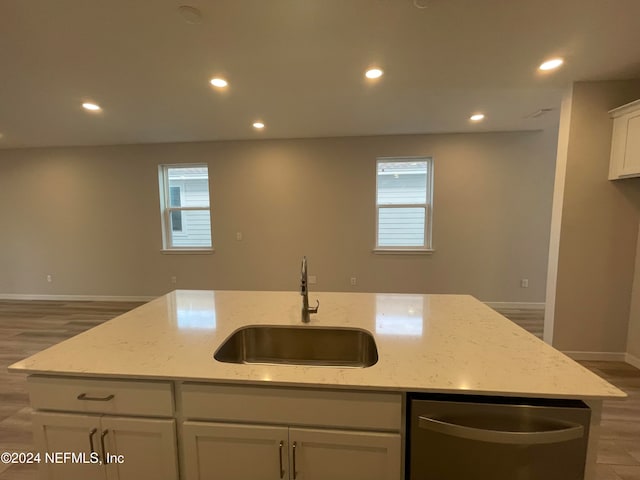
[158,163,213,253]
[374,156,434,253]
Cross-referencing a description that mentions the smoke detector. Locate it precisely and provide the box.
[178,5,203,24]
[413,0,432,8]
[525,108,554,119]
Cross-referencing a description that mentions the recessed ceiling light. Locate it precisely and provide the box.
[539,58,564,71]
[210,78,228,88]
[82,102,101,111]
[470,113,485,122]
[365,68,384,79]
[253,122,265,129]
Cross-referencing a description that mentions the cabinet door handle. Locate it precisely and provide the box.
[292,441,297,480]
[100,429,109,464]
[278,441,285,479]
[77,393,115,402]
[88,428,98,453]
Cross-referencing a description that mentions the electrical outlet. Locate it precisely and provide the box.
[171,276,177,284]
[236,232,243,241]
[308,275,317,285]
[46,274,53,283]
[521,278,529,288]
[350,277,357,286]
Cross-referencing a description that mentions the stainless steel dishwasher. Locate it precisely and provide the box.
[407,393,591,480]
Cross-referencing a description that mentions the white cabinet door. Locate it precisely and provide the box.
[182,421,289,480]
[33,412,178,480]
[289,427,401,480]
[609,100,640,179]
[101,417,178,480]
[621,113,640,175]
[33,412,106,480]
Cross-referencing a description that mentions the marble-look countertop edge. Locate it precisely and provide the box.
[8,290,627,401]
[8,366,627,401]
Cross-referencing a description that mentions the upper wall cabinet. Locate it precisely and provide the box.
[609,99,640,180]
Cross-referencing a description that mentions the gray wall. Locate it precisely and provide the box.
[628,221,640,360]
[553,80,640,353]
[0,131,557,301]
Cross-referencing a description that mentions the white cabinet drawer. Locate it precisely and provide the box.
[28,375,174,417]
[180,383,402,431]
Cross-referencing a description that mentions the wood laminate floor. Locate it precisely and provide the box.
[0,300,638,479]
[493,305,545,339]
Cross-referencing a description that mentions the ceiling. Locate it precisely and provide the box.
[1,0,640,149]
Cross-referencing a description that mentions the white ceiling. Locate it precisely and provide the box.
[1,0,639,149]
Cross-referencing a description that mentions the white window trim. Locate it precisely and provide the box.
[372,248,434,255]
[161,248,214,255]
[374,156,434,253]
[158,163,213,252]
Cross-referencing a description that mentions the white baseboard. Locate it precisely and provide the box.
[567,352,640,369]
[562,351,627,362]
[484,302,545,310]
[626,353,640,370]
[0,294,156,302]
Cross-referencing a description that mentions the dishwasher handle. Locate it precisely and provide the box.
[418,415,584,445]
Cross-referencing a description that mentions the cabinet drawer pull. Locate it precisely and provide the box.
[100,429,109,463]
[77,393,115,402]
[88,428,98,453]
[278,441,285,479]
[292,441,297,480]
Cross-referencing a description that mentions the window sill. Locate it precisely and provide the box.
[161,248,215,255]
[373,248,434,255]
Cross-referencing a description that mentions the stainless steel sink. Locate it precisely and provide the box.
[214,325,378,367]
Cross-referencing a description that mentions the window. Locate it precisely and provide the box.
[159,164,212,250]
[169,186,183,232]
[375,158,433,251]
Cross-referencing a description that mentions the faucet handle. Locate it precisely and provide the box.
[308,299,319,314]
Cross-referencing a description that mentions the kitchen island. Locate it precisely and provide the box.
[9,290,626,480]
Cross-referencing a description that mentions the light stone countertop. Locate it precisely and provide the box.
[8,290,626,400]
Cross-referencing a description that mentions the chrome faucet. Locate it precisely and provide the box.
[300,256,319,323]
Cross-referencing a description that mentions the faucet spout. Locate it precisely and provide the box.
[300,256,319,323]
